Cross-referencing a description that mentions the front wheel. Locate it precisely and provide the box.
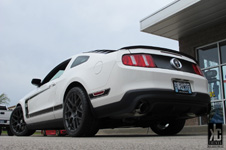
[150,119,185,136]
[10,106,36,136]
[63,87,99,137]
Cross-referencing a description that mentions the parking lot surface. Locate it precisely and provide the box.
[0,134,225,150]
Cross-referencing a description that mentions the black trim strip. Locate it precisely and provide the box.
[54,104,63,111]
[29,107,53,118]
[27,118,64,130]
[27,104,63,118]
[27,87,50,101]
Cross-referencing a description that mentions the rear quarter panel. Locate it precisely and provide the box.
[53,53,118,119]
[65,53,118,93]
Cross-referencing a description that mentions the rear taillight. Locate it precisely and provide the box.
[192,64,204,76]
[122,54,155,68]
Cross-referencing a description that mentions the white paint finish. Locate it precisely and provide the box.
[94,61,103,74]
[16,48,208,125]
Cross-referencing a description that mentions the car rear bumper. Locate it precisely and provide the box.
[94,89,210,119]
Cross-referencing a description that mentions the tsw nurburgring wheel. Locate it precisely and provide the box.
[63,87,99,137]
[10,106,35,136]
[64,90,83,131]
[150,119,185,136]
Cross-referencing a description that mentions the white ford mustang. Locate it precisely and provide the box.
[10,46,210,137]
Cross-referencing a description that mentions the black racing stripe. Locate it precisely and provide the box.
[54,104,63,111]
[28,104,63,118]
[25,87,51,118]
[29,107,53,118]
[26,87,50,103]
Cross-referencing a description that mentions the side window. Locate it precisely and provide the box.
[50,70,64,81]
[41,59,71,85]
[71,56,89,68]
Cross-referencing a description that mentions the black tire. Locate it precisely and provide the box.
[63,87,99,137]
[150,119,185,136]
[10,106,36,136]
[56,130,61,136]
[42,130,47,136]
[6,127,14,136]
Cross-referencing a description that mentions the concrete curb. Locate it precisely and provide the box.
[97,125,226,135]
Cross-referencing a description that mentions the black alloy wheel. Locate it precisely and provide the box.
[10,106,35,136]
[64,88,83,133]
[63,87,99,137]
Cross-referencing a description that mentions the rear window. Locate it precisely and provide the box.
[71,56,89,68]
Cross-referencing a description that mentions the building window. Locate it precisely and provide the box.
[209,102,224,124]
[197,40,226,125]
[206,68,222,100]
[220,41,226,64]
[198,44,219,68]
[222,66,226,98]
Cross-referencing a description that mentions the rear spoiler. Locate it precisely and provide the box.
[120,45,197,63]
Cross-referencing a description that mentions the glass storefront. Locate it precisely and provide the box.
[209,102,224,124]
[197,40,226,125]
[204,68,222,100]
[220,41,226,64]
[198,44,219,68]
[223,66,226,98]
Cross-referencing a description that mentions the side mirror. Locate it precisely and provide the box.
[31,78,41,87]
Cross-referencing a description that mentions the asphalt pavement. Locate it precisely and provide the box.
[0,134,225,150]
[97,125,226,135]
[1,125,226,150]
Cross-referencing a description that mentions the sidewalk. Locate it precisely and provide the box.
[97,125,226,135]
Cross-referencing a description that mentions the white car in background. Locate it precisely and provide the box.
[10,46,210,137]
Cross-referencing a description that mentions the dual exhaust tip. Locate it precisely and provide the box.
[135,102,198,118]
[136,102,149,114]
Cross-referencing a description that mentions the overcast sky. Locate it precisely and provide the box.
[0,0,178,106]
